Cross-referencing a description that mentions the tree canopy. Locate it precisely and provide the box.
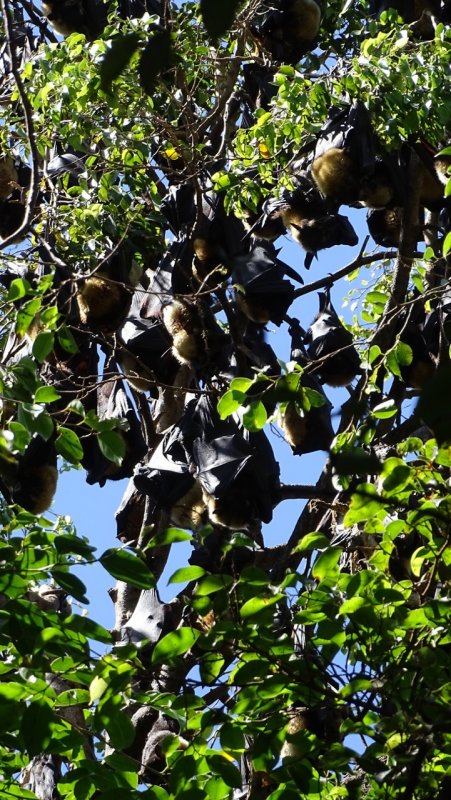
[0,1,451,799]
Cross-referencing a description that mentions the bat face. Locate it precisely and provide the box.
[359,160,396,208]
[245,198,287,241]
[435,151,451,185]
[367,206,403,247]
[170,482,206,530]
[288,214,358,255]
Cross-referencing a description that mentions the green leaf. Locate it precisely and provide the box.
[98,430,125,465]
[152,627,200,665]
[99,548,155,589]
[382,463,411,493]
[168,566,206,584]
[312,547,341,581]
[294,531,330,553]
[371,399,397,419]
[34,385,61,404]
[55,427,84,463]
[33,411,55,440]
[66,614,112,644]
[55,534,96,558]
[90,676,109,703]
[240,593,284,620]
[139,29,174,95]
[206,755,242,789]
[230,378,254,393]
[344,483,387,525]
[242,401,267,432]
[339,596,368,616]
[146,528,192,547]
[7,277,28,302]
[220,723,246,753]
[217,389,246,419]
[15,298,41,336]
[21,700,56,757]
[195,574,233,596]
[98,700,136,750]
[32,331,54,362]
[51,568,89,604]
[200,0,242,41]
[200,651,226,685]
[100,33,141,93]
[57,325,79,355]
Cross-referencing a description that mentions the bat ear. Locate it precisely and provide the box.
[318,288,330,312]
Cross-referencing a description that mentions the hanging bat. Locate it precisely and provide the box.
[192,181,247,283]
[246,174,358,265]
[82,365,147,486]
[0,198,26,240]
[0,155,18,199]
[189,394,280,529]
[397,302,436,389]
[47,151,86,187]
[115,477,146,544]
[310,101,376,205]
[231,242,295,325]
[366,206,427,248]
[11,435,58,515]
[243,196,288,242]
[286,214,358,269]
[247,172,329,241]
[441,0,451,22]
[121,588,172,646]
[134,404,206,530]
[137,394,280,530]
[367,206,402,247]
[118,0,162,20]
[251,0,323,65]
[407,140,448,211]
[423,285,451,361]
[304,288,361,386]
[0,158,34,240]
[76,246,135,331]
[41,0,108,40]
[242,63,279,125]
[434,145,451,186]
[278,322,334,454]
[162,297,229,367]
[358,153,405,209]
[117,245,192,391]
[160,182,197,239]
